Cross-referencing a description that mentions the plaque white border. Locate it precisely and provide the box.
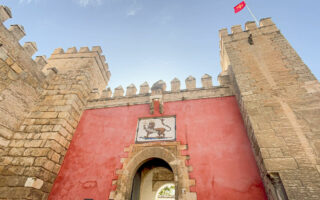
[135,116,176,143]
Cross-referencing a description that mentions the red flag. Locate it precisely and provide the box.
[234,1,246,13]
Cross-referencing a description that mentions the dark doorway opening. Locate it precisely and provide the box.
[131,158,175,200]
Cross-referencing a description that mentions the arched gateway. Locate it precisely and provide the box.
[111,143,197,200]
[131,158,174,200]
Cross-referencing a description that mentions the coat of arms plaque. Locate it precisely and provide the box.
[135,116,176,142]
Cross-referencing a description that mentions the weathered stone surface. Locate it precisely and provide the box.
[66,47,77,53]
[52,48,64,54]
[139,82,149,94]
[0,5,12,23]
[171,78,180,92]
[9,24,25,40]
[0,40,109,198]
[101,88,112,98]
[201,74,213,88]
[79,46,89,52]
[10,63,23,74]
[151,80,166,93]
[126,84,137,96]
[114,86,124,97]
[113,142,196,200]
[220,18,320,199]
[185,76,196,90]
[35,56,47,69]
[23,42,37,56]
[24,177,44,189]
[245,21,257,31]
[264,158,298,170]
[0,136,9,147]
[256,134,286,148]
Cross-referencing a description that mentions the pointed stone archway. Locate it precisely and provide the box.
[109,142,196,200]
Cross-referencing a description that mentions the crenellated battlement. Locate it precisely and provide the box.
[44,46,111,92]
[51,46,105,55]
[109,74,216,97]
[48,46,110,75]
[1,4,111,88]
[0,5,52,84]
[87,74,234,109]
[219,18,278,41]
[219,18,279,72]
[0,5,58,133]
[0,5,11,22]
[107,74,218,97]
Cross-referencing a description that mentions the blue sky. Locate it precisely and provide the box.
[2,0,320,91]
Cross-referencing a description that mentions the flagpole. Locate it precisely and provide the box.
[244,1,259,25]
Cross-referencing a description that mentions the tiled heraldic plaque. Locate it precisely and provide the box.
[136,116,176,143]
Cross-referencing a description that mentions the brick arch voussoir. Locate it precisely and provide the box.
[126,146,178,175]
[118,147,179,200]
[112,143,197,200]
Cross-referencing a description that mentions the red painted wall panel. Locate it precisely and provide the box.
[49,96,267,200]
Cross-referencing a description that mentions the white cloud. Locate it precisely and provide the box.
[19,0,36,3]
[77,0,102,7]
[127,7,141,16]
[126,0,142,16]
[127,10,136,16]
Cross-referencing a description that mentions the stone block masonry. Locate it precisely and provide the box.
[0,46,110,199]
[111,142,197,200]
[1,46,110,199]
[0,5,110,198]
[0,6,47,136]
[220,18,320,199]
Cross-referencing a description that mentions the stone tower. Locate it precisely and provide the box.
[0,4,319,200]
[0,5,110,199]
[219,18,320,199]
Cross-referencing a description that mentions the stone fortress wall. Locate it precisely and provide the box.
[219,18,320,199]
[0,5,110,199]
[0,3,319,200]
[86,74,233,109]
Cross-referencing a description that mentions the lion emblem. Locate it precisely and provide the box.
[143,118,171,139]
